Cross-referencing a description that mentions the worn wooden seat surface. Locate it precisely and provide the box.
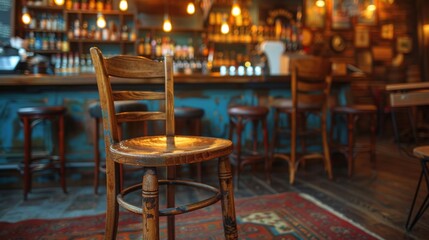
[271,56,333,184]
[90,47,237,240]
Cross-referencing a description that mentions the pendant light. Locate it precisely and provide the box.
[231,0,241,17]
[163,1,172,32]
[163,14,172,32]
[22,7,31,25]
[366,4,376,11]
[187,2,195,15]
[221,15,229,35]
[315,0,325,7]
[119,0,128,11]
[54,0,65,6]
[97,13,106,28]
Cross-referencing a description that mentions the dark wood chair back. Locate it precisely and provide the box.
[90,47,175,150]
[291,57,332,111]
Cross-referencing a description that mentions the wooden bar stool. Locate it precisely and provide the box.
[228,105,270,188]
[17,106,67,200]
[90,47,237,240]
[406,146,429,231]
[330,81,377,177]
[174,107,205,181]
[271,57,333,184]
[88,101,148,194]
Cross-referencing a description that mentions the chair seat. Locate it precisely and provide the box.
[333,104,377,113]
[110,136,233,166]
[174,107,204,118]
[413,146,429,159]
[89,101,147,118]
[228,106,268,116]
[18,106,66,116]
[271,98,323,110]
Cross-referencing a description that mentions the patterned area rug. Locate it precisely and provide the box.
[0,192,381,239]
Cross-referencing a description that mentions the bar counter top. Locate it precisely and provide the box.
[0,72,357,87]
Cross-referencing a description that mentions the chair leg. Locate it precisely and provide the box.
[262,118,271,184]
[235,118,243,189]
[167,166,176,239]
[321,113,333,180]
[93,118,100,194]
[142,167,160,240]
[290,110,297,184]
[370,113,377,170]
[347,113,355,177]
[406,159,429,231]
[218,155,238,239]
[23,117,31,201]
[58,115,66,193]
[105,160,120,240]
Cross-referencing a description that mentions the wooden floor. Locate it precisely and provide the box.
[221,136,429,240]
[1,135,428,239]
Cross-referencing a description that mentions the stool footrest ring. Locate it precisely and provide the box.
[117,179,222,216]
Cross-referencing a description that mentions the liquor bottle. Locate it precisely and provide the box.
[144,34,151,55]
[65,0,72,10]
[81,21,88,39]
[81,0,88,10]
[73,19,80,39]
[96,0,104,11]
[121,25,128,41]
[89,0,96,10]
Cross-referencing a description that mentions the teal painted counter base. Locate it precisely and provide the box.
[0,74,351,169]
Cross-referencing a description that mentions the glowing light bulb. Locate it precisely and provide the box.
[163,15,172,32]
[187,2,195,15]
[221,22,229,34]
[315,0,325,7]
[97,13,106,28]
[22,8,31,25]
[119,0,128,11]
[367,4,376,11]
[54,0,65,6]
[231,3,241,17]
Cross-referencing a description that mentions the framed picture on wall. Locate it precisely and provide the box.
[356,50,373,73]
[396,36,413,54]
[331,0,358,29]
[355,27,370,48]
[304,0,326,29]
[381,23,394,40]
[357,0,377,25]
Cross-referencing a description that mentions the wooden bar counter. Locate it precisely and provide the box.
[0,72,354,167]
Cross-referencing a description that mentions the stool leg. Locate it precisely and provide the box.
[235,118,243,189]
[59,115,67,193]
[262,118,271,184]
[406,159,429,231]
[370,113,377,170]
[347,113,355,177]
[105,161,120,240]
[93,118,100,194]
[142,167,160,240]
[218,155,238,239]
[167,166,176,239]
[23,117,31,201]
[321,111,333,180]
[290,110,297,184]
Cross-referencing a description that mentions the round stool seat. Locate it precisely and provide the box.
[228,106,269,117]
[333,104,377,113]
[18,106,66,116]
[174,107,204,119]
[89,101,147,118]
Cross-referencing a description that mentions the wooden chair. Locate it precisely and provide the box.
[271,57,333,184]
[90,47,237,240]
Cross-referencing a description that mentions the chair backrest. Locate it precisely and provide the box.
[90,47,175,149]
[290,56,332,110]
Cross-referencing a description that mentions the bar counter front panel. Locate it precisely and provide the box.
[0,73,352,166]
